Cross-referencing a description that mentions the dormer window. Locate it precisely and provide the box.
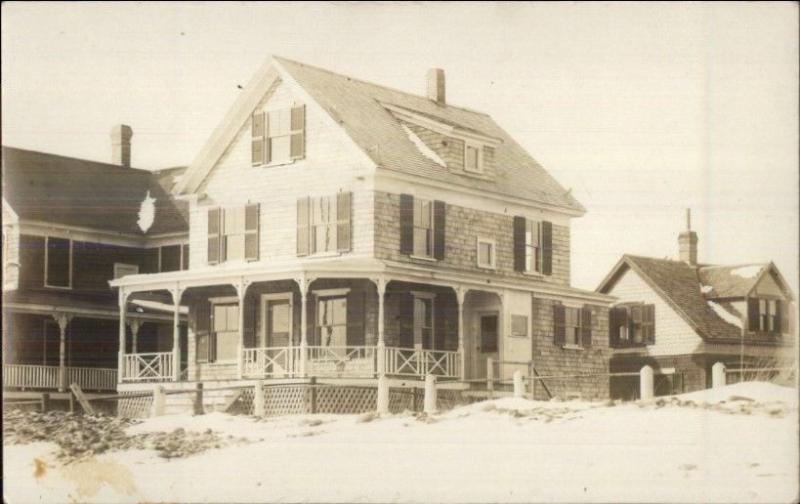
[464,143,482,174]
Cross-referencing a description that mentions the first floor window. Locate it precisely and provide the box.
[45,237,71,288]
[554,304,593,347]
[212,303,239,361]
[413,198,433,257]
[565,307,581,345]
[317,296,347,347]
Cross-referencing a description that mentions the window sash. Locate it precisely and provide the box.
[465,145,481,172]
[310,196,338,254]
[477,239,494,268]
[413,199,433,257]
[525,221,542,273]
[266,107,304,163]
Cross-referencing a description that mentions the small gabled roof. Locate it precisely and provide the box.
[698,263,793,300]
[176,55,584,215]
[597,255,742,341]
[2,146,188,236]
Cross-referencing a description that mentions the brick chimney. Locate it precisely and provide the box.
[111,124,133,167]
[678,208,698,265]
[427,68,445,105]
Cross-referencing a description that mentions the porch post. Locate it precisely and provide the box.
[171,286,184,382]
[296,276,310,377]
[235,279,251,380]
[55,313,72,392]
[118,289,129,384]
[455,287,466,381]
[375,277,387,376]
[129,319,141,355]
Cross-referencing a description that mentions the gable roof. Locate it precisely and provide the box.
[2,146,188,236]
[597,255,744,341]
[697,264,766,299]
[175,55,584,215]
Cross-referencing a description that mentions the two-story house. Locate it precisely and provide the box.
[2,133,190,394]
[597,212,795,399]
[108,56,614,410]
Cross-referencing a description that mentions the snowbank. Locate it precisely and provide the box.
[677,381,797,405]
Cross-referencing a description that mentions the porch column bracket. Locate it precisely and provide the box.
[235,278,251,380]
[54,313,72,392]
[170,286,184,382]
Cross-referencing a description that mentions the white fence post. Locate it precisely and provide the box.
[423,374,437,414]
[712,362,726,389]
[377,374,389,415]
[253,381,265,417]
[640,365,654,400]
[152,385,166,417]
[513,370,524,398]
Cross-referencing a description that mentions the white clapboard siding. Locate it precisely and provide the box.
[607,267,703,356]
[189,79,375,268]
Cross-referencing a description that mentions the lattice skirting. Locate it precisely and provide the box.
[241,383,465,417]
[118,392,154,419]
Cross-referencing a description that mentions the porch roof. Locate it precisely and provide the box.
[109,256,613,304]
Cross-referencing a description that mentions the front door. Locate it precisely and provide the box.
[264,299,292,347]
[473,313,499,379]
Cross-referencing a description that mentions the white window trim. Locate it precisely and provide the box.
[209,297,241,364]
[476,237,496,269]
[463,141,484,174]
[44,236,72,290]
[113,262,139,279]
[260,292,294,348]
[412,197,435,259]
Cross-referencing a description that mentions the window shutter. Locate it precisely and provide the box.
[252,112,265,166]
[747,297,759,331]
[513,216,526,272]
[264,112,272,164]
[196,301,211,363]
[580,306,592,347]
[541,221,553,276]
[399,194,414,255]
[433,200,446,260]
[207,208,221,265]
[346,290,365,346]
[553,304,566,345]
[609,307,619,346]
[243,295,257,349]
[644,304,656,343]
[296,197,310,256]
[243,203,260,261]
[219,209,228,263]
[290,105,305,159]
[337,192,352,252]
[181,244,190,270]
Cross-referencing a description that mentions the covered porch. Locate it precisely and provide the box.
[110,259,524,386]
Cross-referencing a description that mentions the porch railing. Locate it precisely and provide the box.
[306,346,377,377]
[242,346,301,378]
[3,364,117,391]
[3,364,60,389]
[122,352,173,382]
[384,347,460,379]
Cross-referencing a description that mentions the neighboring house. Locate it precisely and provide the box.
[109,56,614,407]
[596,213,795,399]
[1,133,190,393]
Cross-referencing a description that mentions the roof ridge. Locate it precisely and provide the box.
[2,145,154,174]
[273,55,491,117]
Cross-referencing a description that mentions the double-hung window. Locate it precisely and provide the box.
[751,298,781,333]
[311,195,338,254]
[212,302,239,362]
[207,204,260,264]
[477,237,496,269]
[297,193,352,256]
[525,220,542,273]
[413,198,434,258]
[610,304,655,346]
[464,142,483,174]
[252,105,306,166]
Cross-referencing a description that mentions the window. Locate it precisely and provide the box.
[311,195,338,254]
[212,303,239,362]
[252,105,306,166]
[413,198,434,258]
[181,244,190,270]
[160,245,182,272]
[413,295,434,349]
[610,304,655,346]
[565,307,581,346]
[511,315,528,337]
[751,298,781,333]
[316,296,347,347]
[223,207,246,261]
[208,205,259,264]
[554,304,593,348]
[525,220,542,273]
[45,237,71,288]
[464,143,482,173]
[477,237,496,269]
[113,263,139,279]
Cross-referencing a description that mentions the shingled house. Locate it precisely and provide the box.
[2,136,189,394]
[107,56,614,410]
[597,212,795,399]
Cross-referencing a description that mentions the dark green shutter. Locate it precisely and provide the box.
[243,294,257,348]
[399,194,414,255]
[433,200,446,260]
[513,216,526,272]
[195,301,211,363]
[398,293,414,348]
[541,221,553,276]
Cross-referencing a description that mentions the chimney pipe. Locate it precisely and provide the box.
[111,124,133,168]
[427,68,445,105]
[678,208,698,266]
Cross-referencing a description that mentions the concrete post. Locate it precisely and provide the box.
[423,374,437,414]
[712,362,726,389]
[640,365,654,401]
[152,385,166,417]
[253,381,265,417]
[377,374,389,415]
[513,370,524,398]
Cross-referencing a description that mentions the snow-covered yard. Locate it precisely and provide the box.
[4,382,798,503]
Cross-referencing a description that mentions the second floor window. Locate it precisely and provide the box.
[514,216,552,275]
[414,198,434,258]
[525,220,542,273]
[399,194,445,260]
[311,195,337,254]
[207,204,260,265]
[748,297,782,333]
[45,236,71,289]
[464,143,483,174]
[297,193,352,256]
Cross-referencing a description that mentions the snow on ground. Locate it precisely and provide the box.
[5,382,798,503]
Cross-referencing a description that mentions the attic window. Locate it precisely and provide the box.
[464,142,483,174]
[252,105,306,166]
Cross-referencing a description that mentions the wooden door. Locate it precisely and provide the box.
[473,313,499,379]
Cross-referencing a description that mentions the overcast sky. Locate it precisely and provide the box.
[2,2,798,294]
